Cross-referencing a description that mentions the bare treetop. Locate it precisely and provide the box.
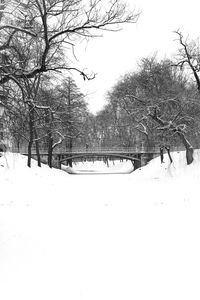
[0,0,139,85]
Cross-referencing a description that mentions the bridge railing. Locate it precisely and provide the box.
[12,145,186,155]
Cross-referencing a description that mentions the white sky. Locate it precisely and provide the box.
[73,0,200,114]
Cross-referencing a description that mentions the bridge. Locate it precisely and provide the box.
[19,146,162,170]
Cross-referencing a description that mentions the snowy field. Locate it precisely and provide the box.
[0,150,200,300]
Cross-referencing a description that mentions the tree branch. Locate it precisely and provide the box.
[0,25,36,37]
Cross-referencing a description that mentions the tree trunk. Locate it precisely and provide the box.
[27,138,33,167]
[48,136,53,168]
[34,127,41,167]
[160,147,164,163]
[67,138,73,167]
[17,139,20,152]
[27,105,34,168]
[177,131,193,165]
[165,146,173,163]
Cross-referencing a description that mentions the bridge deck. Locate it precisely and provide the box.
[19,148,163,155]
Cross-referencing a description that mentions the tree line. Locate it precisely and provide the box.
[1,1,200,167]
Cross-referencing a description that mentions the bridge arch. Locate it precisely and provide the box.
[59,153,141,164]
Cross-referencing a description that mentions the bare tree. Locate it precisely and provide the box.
[103,57,196,164]
[148,106,193,164]
[31,77,88,168]
[0,0,139,86]
[174,30,200,92]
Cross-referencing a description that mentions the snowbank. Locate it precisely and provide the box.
[133,149,200,181]
[0,152,68,183]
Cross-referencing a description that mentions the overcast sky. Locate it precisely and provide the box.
[73,0,200,114]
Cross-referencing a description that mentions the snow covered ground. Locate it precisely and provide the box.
[0,150,200,300]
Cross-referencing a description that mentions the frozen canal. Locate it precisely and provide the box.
[63,160,135,174]
[0,152,200,300]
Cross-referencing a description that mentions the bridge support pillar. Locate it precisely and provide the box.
[67,155,73,167]
[134,154,142,170]
[141,153,154,167]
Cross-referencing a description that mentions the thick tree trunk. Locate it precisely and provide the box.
[47,136,53,168]
[27,138,33,167]
[177,131,193,165]
[67,138,73,167]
